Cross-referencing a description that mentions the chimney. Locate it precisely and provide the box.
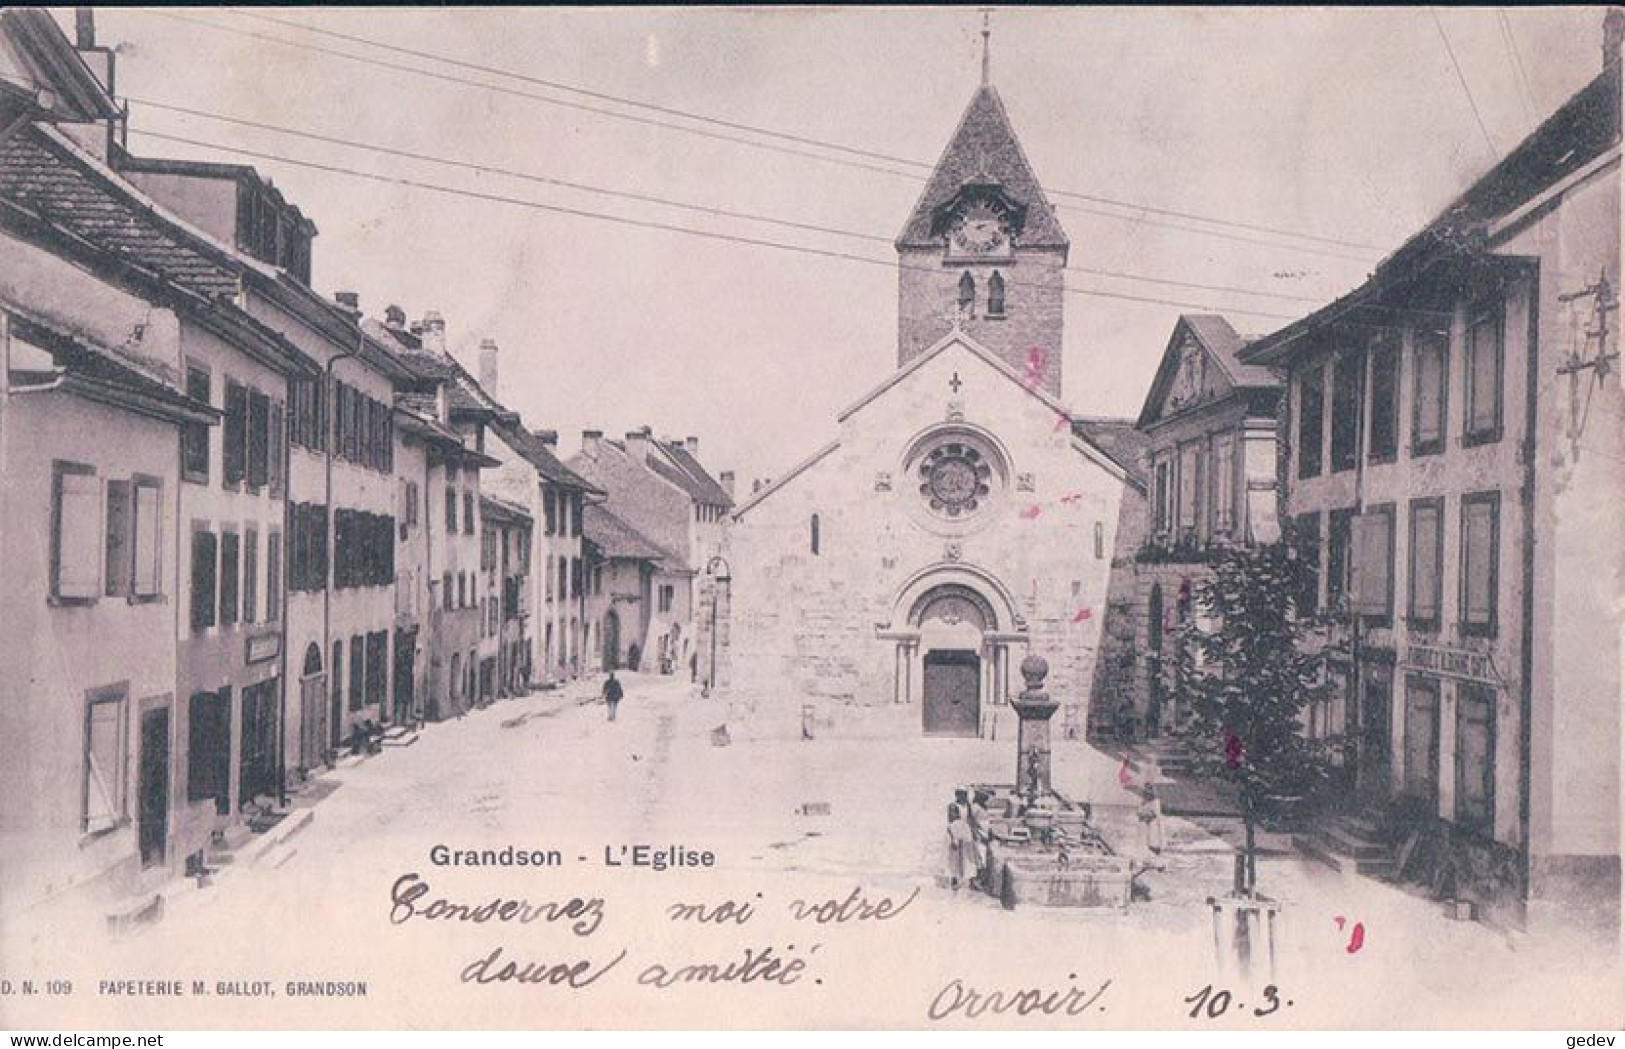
[334,291,360,316]
[625,427,652,464]
[582,429,603,455]
[1607,8,1625,69]
[684,436,700,457]
[478,338,499,398]
[719,471,736,500]
[384,305,407,330]
[420,311,446,356]
[532,429,558,447]
[75,8,95,49]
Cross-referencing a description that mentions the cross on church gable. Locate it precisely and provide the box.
[949,371,964,393]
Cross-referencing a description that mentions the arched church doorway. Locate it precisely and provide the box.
[916,585,990,737]
[604,610,621,670]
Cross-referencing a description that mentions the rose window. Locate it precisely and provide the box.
[918,442,993,517]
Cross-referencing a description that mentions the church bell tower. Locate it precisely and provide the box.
[894,24,1069,397]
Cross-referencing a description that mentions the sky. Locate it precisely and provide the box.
[75,7,1607,488]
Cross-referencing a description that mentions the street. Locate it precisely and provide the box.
[3,673,1617,1029]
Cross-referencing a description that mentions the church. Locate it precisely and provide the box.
[725,61,1146,741]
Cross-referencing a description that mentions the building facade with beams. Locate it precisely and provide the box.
[726,70,1143,741]
[1241,45,1623,938]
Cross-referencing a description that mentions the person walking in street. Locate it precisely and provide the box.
[945,803,975,890]
[602,671,624,722]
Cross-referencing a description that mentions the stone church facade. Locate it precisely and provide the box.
[726,77,1144,741]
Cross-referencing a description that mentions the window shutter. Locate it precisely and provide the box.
[104,479,131,597]
[248,389,270,488]
[1349,512,1391,616]
[1409,503,1440,622]
[190,529,217,632]
[55,468,101,600]
[220,531,240,625]
[243,528,258,623]
[267,531,282,620]
[224,381,247,484]
[1463,498,1497,627]
[84,695,126,832]
[269,397,285,495]
[132,482,162,598]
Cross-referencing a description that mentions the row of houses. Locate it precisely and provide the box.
[0,10,732,930]
[1098,23,1623,937]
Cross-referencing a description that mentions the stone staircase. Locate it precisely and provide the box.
[1295,809,1397,878]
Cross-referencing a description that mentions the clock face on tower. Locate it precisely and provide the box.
[949,201,1011,257]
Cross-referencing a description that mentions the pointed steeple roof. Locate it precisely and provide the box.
[895,85,1068,251]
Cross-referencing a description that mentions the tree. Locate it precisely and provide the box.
[1175,538,1337,896]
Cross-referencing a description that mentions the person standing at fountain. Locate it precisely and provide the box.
[1137,783,1165,856]
[945,804,976,890]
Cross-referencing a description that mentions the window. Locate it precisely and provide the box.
[190,527,217,632]
[957,271,975,314]
[449,652,462,703]
[1152,458,1171,535]
[810,513,821,556]
[247,389,270,488]
[1412,327,1449,456]
[1368,333,1400,463]
[1327,508,1356,611]
[446,486,457,532]
[458,572,467,609]
[404,481,419,527]
[182,364,211,482]
[348,634,364,711]
[543,489,557,536]
[557,558,567,602]
[572,494,583,538]
[105,480,130,598]
[1460,491,1500,636]
[223,380,247,486]
[659,583,675,614]
[82,686,128,834]
[1209,433,1235,535]
[1093,521,1105,560]
[987,271,1006,317]
[51,461,100,602]
[332,639,344,717]
[1403,675,1441,806]
[442,571,453,611]
[464,492,474,536]
[1292,512,1321,616]
[1176,442,1201,536]
[1407,498,1443,629]
[1330,351,1363,472]
[219,530,240,626]
[1349,504,1394,621]
[266,531,282,621]
[1297,365,1325,479]
[1456,684,1496,834]
[243,528,258,623]
[1464,299,1503,444]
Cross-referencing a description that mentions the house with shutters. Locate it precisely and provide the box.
[0,7,328,926]
[1239,31,1623,939]
[1102,314,1280,741]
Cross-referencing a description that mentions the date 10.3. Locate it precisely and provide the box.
[1184,983,1291,1020]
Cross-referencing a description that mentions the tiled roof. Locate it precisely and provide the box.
[583,503,670,563]
[896,86,1067,250]
[1243,62,1621,366]
[1072,416,1148,489]
[480,492,532,525]
[0,125,241,300]
[1181,314,1276,389]
[493,421,602,493]
[659,441,734,508]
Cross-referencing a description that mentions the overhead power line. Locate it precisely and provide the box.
[137,8,1382,261]
[127,127,1303,322]
[233,8,1386,254]
[127,95,1327,304]
[1429,8,1499,158]
[1496,10,1539,121]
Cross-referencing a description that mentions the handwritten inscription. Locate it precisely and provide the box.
[787,886,919,923]
[637,945,813,989]
[927,974,1110,1021]
[388,873,604,936]
[460,947,626,989]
